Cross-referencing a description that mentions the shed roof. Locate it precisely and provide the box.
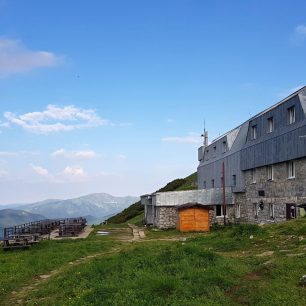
[176,202,214,210]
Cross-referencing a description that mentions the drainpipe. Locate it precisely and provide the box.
[222,162,226,226]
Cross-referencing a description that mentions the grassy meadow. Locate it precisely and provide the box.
[0,218,305,305]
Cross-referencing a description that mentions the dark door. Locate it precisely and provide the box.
[286,204,296,219]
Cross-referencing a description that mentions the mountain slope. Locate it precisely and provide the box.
[107,172,197,224]
[15,193,139,222]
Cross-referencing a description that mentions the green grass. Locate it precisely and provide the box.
[1,219,305,306]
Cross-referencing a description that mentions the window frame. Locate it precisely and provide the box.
[251,125,257,140]
[267,117,274,133]
[267,165,273,181]
[287,161,295,179]
[251,168,256,184]
[288,106,296,125]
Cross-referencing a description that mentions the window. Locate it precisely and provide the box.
[267,117,274,133]
[205,149,209,161]
[251,169,256,183]
[269,204,275,219]
[236,204,241,218]
[288,161,295,179]
[213,146,216,156]
[232,175,237,187]
[251,125,257,140]
[216,205,222,216]
[211,179,215,188]
[203,181,206,189]
[254,203,258,218]
[267,165,273,181]
[222,141,227,153]
[288,106,296,124]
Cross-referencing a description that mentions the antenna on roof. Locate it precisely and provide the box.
[201,119,208,147]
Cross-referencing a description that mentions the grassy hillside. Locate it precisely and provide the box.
[107,172,197,224]
[1,218,305,305]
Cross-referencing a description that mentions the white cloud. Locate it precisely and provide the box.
[162,132,201,144]
[0,38,61,77]
[166,118,174,123]
[52,148,97,159]
[116,154,127,161]
[30,164,49,176]
[63,166,85,177]
[295,25,306,39]
[4,104,109,134]
[0,151,18,157]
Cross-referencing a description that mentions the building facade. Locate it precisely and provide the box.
[142,87,306,228]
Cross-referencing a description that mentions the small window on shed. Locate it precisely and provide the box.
[267,117,274,133]
[251,125,257,140]
[288,106,296,124]
[211,179,215,188]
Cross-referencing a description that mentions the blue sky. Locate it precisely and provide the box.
[0,0,306,204]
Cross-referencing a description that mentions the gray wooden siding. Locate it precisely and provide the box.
[197,89,306,189]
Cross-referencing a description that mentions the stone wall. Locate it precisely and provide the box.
[155,206,178,229]
[240,157,306,224]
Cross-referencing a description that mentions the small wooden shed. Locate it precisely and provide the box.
[176,203,211,232]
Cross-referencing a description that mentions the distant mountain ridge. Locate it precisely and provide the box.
[10,193,139,224]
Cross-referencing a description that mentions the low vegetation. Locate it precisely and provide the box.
[107,172,197,224]
[0,218,305,305]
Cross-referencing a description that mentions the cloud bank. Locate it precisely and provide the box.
[4,104,109,134]
[0,38,61,77]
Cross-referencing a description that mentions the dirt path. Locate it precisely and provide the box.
[128,223,146,240]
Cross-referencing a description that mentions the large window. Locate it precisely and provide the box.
[288,161,295,179]
[267,165,273,181]
[251,125,257,140]
[288,106,296,124]
[267,117,274,133]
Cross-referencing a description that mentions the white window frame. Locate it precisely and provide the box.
[288,106,296,124]
[216,205,226,217]
[254,203,259,218]
[251,125,257,140]
[288,161,295,179]
[269,204,275,219]
[267,165,273,181]
[267,117,274,133]
[251,168,256,183]
[236,204,241,218]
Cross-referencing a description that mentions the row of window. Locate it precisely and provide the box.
[203,174,237,189]
[205,141,228,161]
[250,161,295,182]
[251,106,296,140]
[217,203,276,219]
